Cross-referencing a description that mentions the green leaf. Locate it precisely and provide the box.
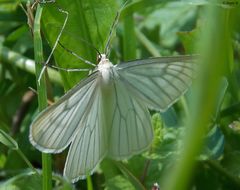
[212,77,228,120]
[199,125,225,160]
[0,153,6,168]
[0,169,73,190]
[222,151,240,177]
[178,27,200,53]
[5,25,33,54]
[160,107,179,127]
[151,113,164,149]
[0,171,42,190]
[41,0,119,90]
[140,1,197,48]
[125,126,184,189]
[114,162,145,190]
[105,175,135,190]
[0,129,18,150]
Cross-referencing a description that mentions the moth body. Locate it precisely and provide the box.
[97,54,114,84]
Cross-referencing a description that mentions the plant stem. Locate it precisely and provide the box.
[135,28,161,57]
[122,7,136,61]
[180,97,190,119]
[87,176,93,190]
[16,149,40,176]
[33,4,52,190]
[0,46,61,85]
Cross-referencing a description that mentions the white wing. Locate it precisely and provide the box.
[30,72,100,153]
[30,71,108,182]
[64,84,108,182]
[116,55,196,111]
[107,76,153,159]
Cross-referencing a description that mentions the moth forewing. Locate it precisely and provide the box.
[29,72,100,153]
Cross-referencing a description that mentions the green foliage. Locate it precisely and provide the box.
[0,0,240,189]
[0,129,18,149]
[105,175,135,190]
[0,171,42,190]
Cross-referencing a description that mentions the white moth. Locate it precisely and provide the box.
[30,52,195,182]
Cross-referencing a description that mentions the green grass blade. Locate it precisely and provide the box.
[122,10,136,60]
[162,5,236,190]
[33,4,52,190]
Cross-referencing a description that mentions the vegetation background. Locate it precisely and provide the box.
[0,0,240,189]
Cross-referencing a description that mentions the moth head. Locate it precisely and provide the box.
[97,54,108,64]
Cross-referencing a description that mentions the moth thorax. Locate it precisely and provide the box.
[98,54,113,84]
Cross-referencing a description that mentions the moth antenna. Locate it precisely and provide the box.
[104,0,129,57]
[58,42,96,67]
[37,0,68,84]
